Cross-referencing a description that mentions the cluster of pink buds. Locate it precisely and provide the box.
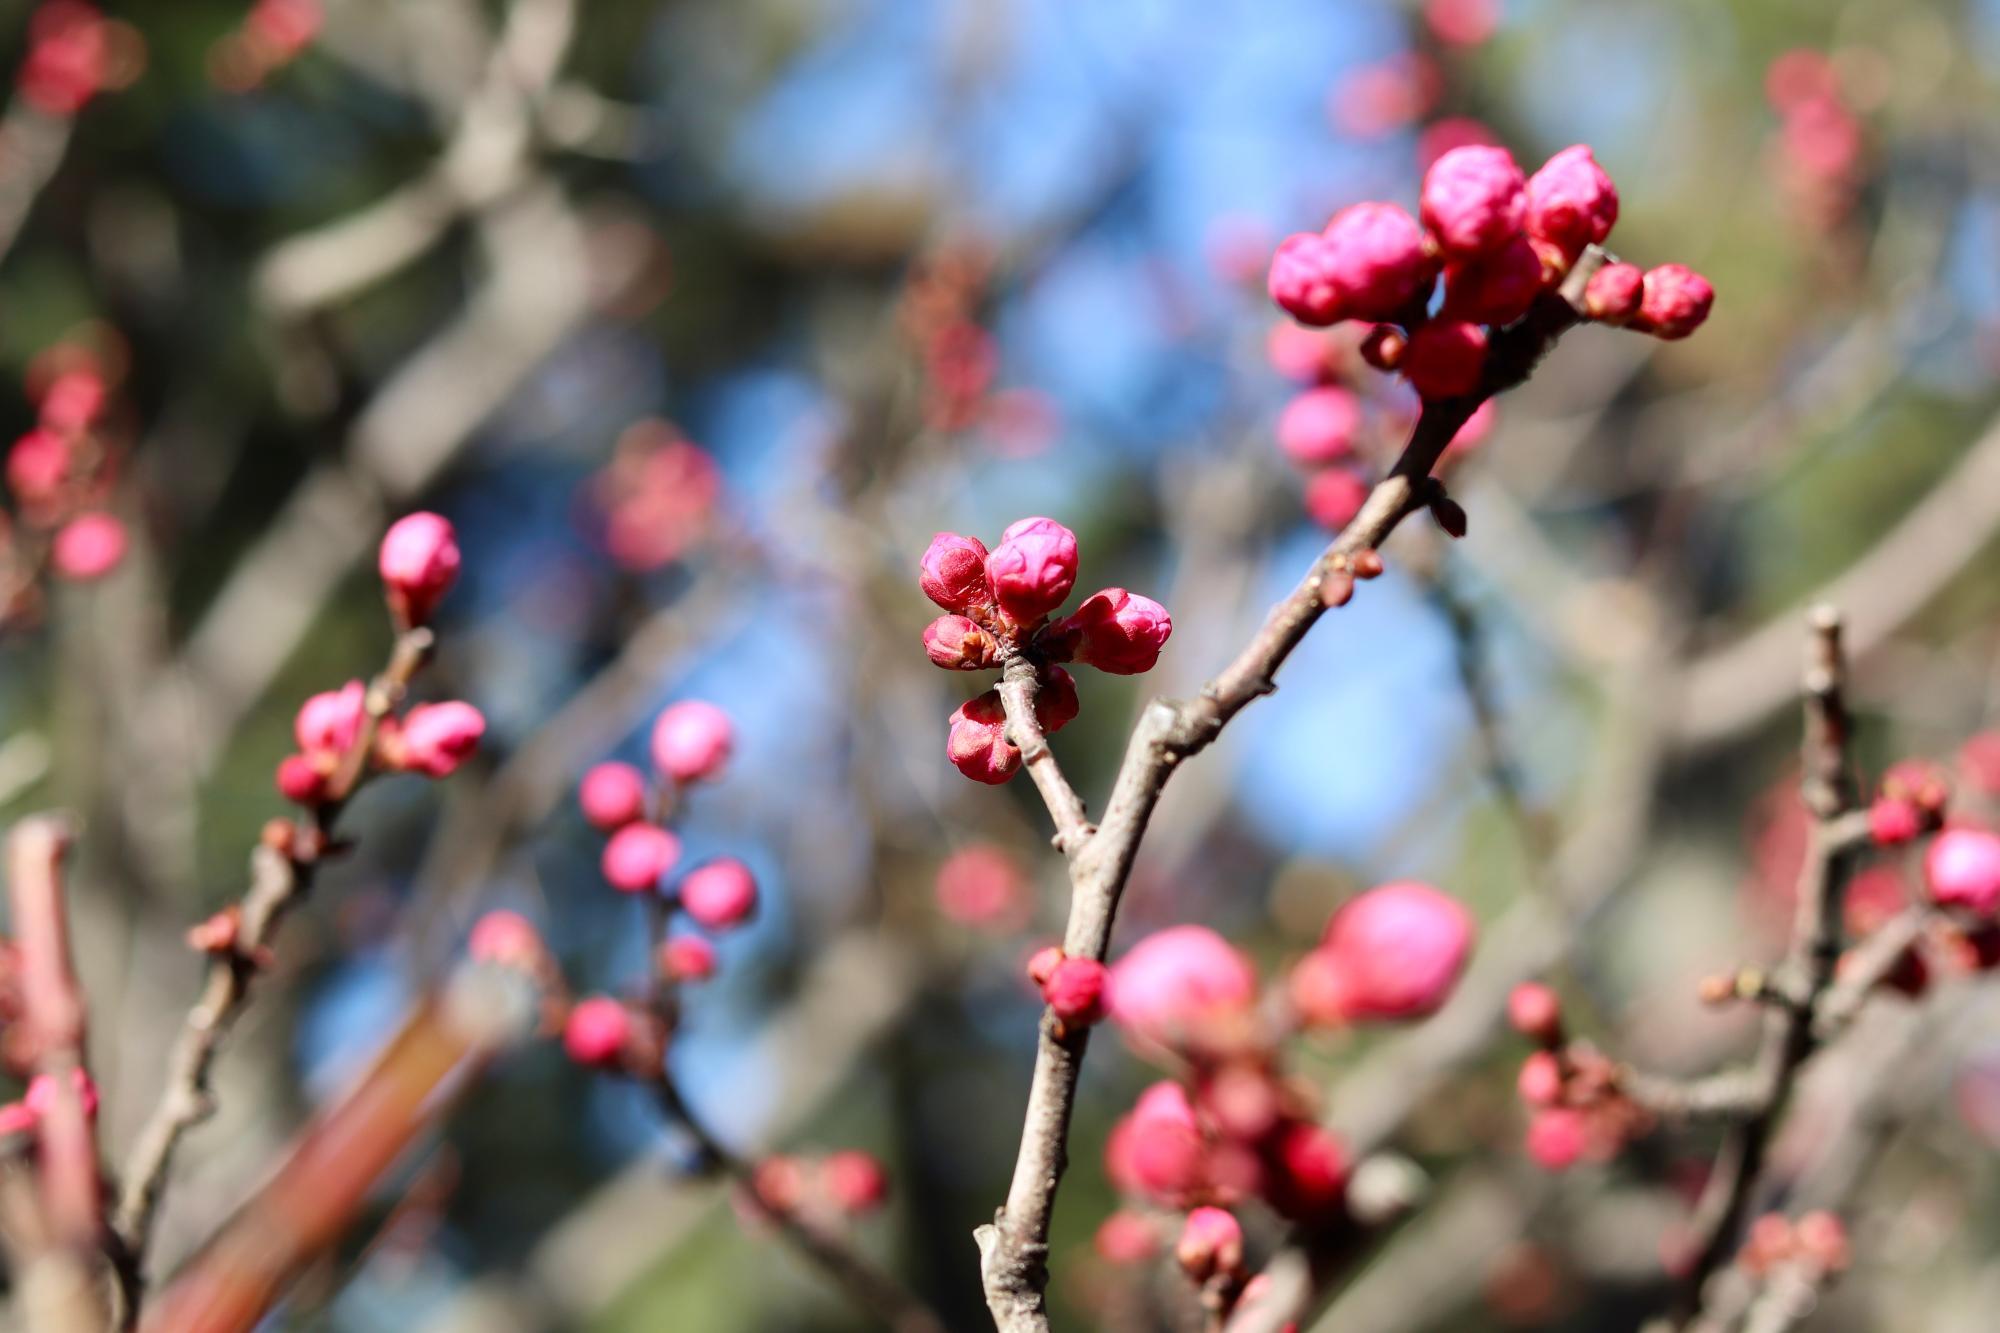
[4,351,129,613]
[273,514,485,808]
[588,420,722,572]
[747,1149,891,1222]
[1765,51,1867,231]
[1737,1209,1851,1279]
[1287,881,1473,1026]
[15,1,140,117]
[920,518,1172,784]
[209,0,323,92]
[1268,143,1714,405]
[1506,982,1653,1171]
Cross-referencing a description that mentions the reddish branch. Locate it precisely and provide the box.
[114,627,436,1275]
[976,250,1611,1331]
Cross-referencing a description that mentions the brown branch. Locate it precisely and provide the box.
[996,655,1093,855]
[113,628,434,1278]
[975,251,1610,1331]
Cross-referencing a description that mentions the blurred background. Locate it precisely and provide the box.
[3,0,2000,1328]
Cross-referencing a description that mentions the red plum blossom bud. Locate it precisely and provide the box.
[1507,981,1563,1042]
[38,369,105,435]
[1108,924,1257,1048]
[295,680,366,757]
[563,996,631,1068]
[1926,829,2000,916]
[1176,1206,1244,1282]
[51,512,126,580]
[1634,264,1714,339]
[1042,956,1110,1027]
[661,935,717,982]
[578,761,648,831]
[1095,1211,1160,1263]
[1304,468,1369,532]
[1421,144,1527,258]
[396,701,485,777]
[378,512,461,626]
[1059,588,1174,675]
[922,614,999,670]
[1106,1081,1206,1203]
[1036,665,1080,733]
[652,700,733,782]
[1524,145,1619,263]
[1794,1211,1851,1272]
[1267,232,1344,326]
[26,1069,97,1120]
[601,822,680,893]
[1266,322,1337,382]
[1269,1121,1348,1218]
[1517,1052,1563,1106]
[275,753,326,805]
[1358,323,1406,371]
[1276,385,1361,466]
[935,844,1025,928]
[1869,798,1922,846]
[1319,202,1435,321]
[1401,319,1487,399]
[468,910,545,971]
[985,516,1079,624]
[7,429,70,505]
[680,857,758,930]
[1525,1107,1587,1170]
[823,1150,889,1214]
[1442,233,1543,327]
[947,691,1019,784]
[1026,944,1065,988]
[1583,262,1644,323]
[919,532,992,612]
[1308,881,1473,1023]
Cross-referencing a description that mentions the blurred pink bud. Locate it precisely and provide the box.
[1268,1121,1348,1218]
[38,369,105,435]
[1304,468,1370,532]
[935,844,1026,928]
[1794,1210,1851,1273]
[651,700,733,782]
[918,531,993,612]
[1106,1081,1206,1203]
[680,858,757,930]
[1525,1107,1587,1171]
[1358,323,1407,372]
[1442,233,1544,327]
[1417,116,1498,171]
[1200,1064,1282,1142]
[378,512,461,626]
[1319,202,1435,322]
[1517,1052,1564,1107]
[1266,322,1336,382]
[1277,386,1361,467]
[1108,925,1257,1047]
[295,680,366,756]
[1634,265,1714,340]
[579,761,648,831]
[985,516,1079,625]
[922,614,1000,670]
[1060,588,1173,675]
[563,996,631,1068]
[822,1150,889,1214]
[947,691,1019,784]
[1765,50,1839,113]
[1094,1210,1160,1263]
[8,428,70,504]
[1401,319,1488,400]
[26,1069,97,1120]
[1042,957,1110,1027]
[1880,759,1951,815]
[186,906,242,955]
[1421,145,1526,258]
[1927,829,2000,916]
[660,934,717,982]
[397,701,484,777]
[1869,798,1922,847]
[50,511,126,580]
[468,910,544,970]
[0,1102,34,1137]
[1176,1206,1244,1282]
[601,822,680,894]
[248,0,322,58]
[1036,664,1080,733]
[1962,732,2000,795]
[18,1,109,116]
[274,754,326,805]
[1507,981,1563,1043]
[1523,145,1619,263]
[1311,881,1473,1023]
[1424,0,1498,46]
[1583,262,1645,323]
[1267,232,1345,326]
[1026,944,1065,989]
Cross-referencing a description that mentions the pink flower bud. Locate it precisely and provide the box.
[1267,232,1345,326]
[1266,322,1337,382]
[601,822,680,894]
[822,1150,889,1214]
[1358,323,1407,371]
[1880,759,1950,815]
[378,512,461,626]
[1059,588,1174,675]
[935,844,1025,929]
[50,511,126,581]
[396,701,484,777]
[1517,1051,1563,1107]
[295,680,366,756]
[1421,145,1527,258]
[0,1102,34,1138]
[1095,1210,1161,1263]
[651,700,733,782]
[1311,881,1473,1023]
[1304,468,1370,532]
[38,369,105,435]
[1634,264,1714,340]
[275,753,327,805]
[1869,798,1921,847]
[248,0,322,58]
[579,761,648,831]
[947,691,1019,784]
[26,1069,98,1120]
[660,934,717,982]
[1108,925,1258,1048]
[1794,1210,1851,1273]
[1507,981,1563,1043]
[1026,944,1064,989]
[1583,262,1644,323]
[751,1155,806,1212]
[1523,145,1619,263]
[985,516,1079,625]
[1401,319,1488,400]
[1042,956,1110,1027]
[680,857,758,930]
[922,614,1000,670]
[1441,233,1544,327]
[1525,1106,1587,1171]
[1268,1120,1348,1218]
[1926,828,2000,916]
[1287,949,1347,1028]
[1319,202,1435,321]
[1036,664,1080,733]
[1106,1081,1207,1203]
[563,996,631,1068]
[919,532,993,612]
[1176,1206,1244,1282]
[1277,386,1361,466]
[7,428,70,505]
[468,910,544,970]
[1199,1064,1282,1142]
